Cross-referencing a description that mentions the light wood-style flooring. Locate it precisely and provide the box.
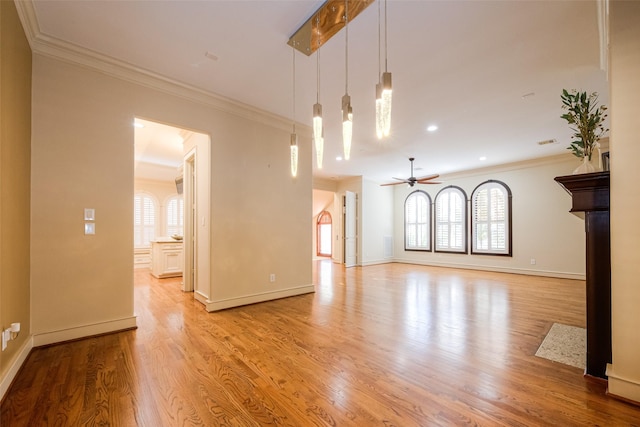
[2,261,640,426]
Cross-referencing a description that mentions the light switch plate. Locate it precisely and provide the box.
[2,330,9,351]
[84,223,95,235]
[84,208,95,221]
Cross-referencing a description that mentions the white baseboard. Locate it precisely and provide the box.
[606,364,640,404]
[361,259,393,267]
[32,316,137,347]
[204,285,315,312]
[0,336,34,401]
[392,258,585,280]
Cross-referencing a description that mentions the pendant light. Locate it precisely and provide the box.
[312,16,324,169]
[375,0,383,139]
[290,45,298,178]
[342,0,353,160]
[380,0,392,137]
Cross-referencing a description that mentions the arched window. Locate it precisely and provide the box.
[165,194,184,237]
[471,180,512,256]
[317,211,332,257]
[434,186,467,253]
[405,190,431,251]
[134,192,158,248]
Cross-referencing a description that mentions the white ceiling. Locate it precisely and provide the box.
[134,118,192,181]
[27,0,608,184]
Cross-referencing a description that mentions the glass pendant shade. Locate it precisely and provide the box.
[381,71,392,137]
[375,83,383,139]
[290,133,298,177]
[313,102,324,169]
[342,94,353,160]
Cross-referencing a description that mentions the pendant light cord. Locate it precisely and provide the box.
[377,0,381,80]
[316,16,321,103]
[345,0,349,95]
[292,45,296,133]
[384,0,388,72]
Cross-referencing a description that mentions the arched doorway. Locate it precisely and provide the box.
[317,211,332,257]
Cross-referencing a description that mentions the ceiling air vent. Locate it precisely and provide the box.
[537,138,558,146]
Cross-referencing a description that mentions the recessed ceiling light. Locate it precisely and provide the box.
[479,156,487,161]
[133,122,144,128]
[427,125,438,132]
[336,156,343,161]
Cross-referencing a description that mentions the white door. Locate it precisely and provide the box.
[344,191,357,267]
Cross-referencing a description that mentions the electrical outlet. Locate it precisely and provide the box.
[530,258,536,265]
[269,273,276,283]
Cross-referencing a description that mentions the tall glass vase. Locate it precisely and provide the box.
[573,156,597,174]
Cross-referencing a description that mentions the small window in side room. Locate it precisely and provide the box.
[166,195,184,237]
[134,192,158,248]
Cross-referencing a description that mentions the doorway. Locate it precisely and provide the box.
[133,117,211,301]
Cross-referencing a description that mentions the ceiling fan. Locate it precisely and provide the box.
[381,157,441,187]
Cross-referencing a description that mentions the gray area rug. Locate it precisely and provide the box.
[535,323,586,370]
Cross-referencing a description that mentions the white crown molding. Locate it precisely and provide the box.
[597,0,609,79]
[14,0,308,134]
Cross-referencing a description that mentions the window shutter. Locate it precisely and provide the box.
[134,193,157,248]
[166,196,184,237]
[471,181,510,255]
[434,187,467,253]
[404,191,431,250]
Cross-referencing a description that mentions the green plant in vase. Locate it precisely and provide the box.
[560,89,608,173]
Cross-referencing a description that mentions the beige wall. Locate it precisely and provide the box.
[0,0,32,394]
[31,53,313,338]
[608,0,640,403]
[392,155,586,278]
[361,179,394,265]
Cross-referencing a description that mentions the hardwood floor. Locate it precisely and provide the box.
[2,262,640,426]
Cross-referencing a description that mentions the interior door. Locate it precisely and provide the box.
[344,191,357,267]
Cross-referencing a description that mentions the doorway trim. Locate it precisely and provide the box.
[183,149,196,292]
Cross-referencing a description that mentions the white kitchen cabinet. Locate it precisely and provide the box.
[151,240,183,278]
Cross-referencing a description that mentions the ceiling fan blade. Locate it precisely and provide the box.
[391,177,407,181]
[418,181,442,185]
[415,173,440,182]
[380,181,408,186]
